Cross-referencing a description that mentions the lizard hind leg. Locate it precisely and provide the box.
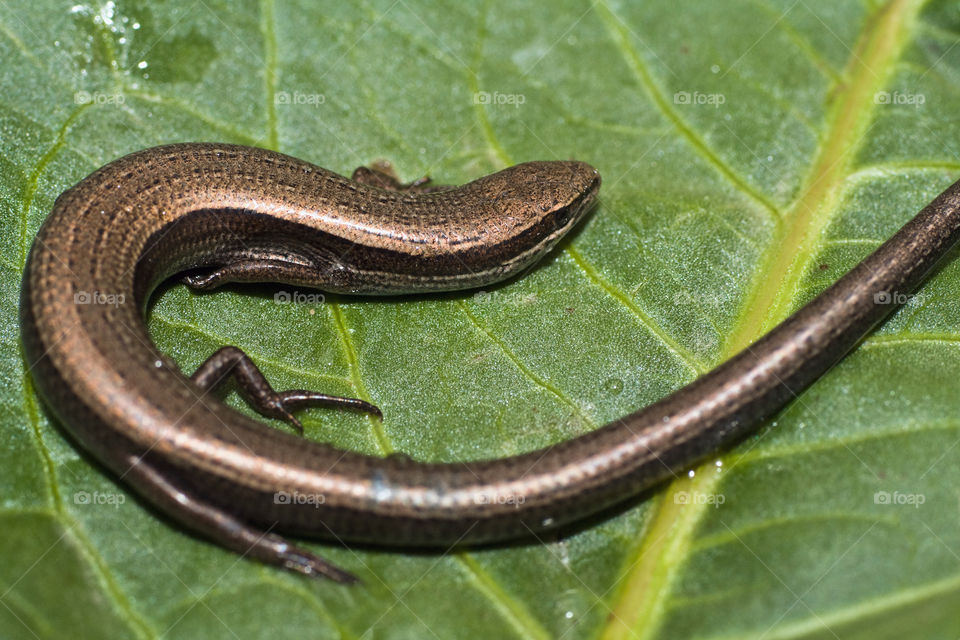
[121,453,359,583]
[190,345,382,435]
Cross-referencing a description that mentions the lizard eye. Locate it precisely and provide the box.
[554,203,575,228]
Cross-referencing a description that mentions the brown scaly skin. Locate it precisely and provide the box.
[20,142,960,582]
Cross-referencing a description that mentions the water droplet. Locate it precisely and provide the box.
[711,64,720,73]
[603,378,624,394]
[137,60,148,69]
[554,589,588,629]
[101,0,116,27]
[687,469,695,478]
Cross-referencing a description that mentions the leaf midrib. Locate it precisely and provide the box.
[598,1,927,638]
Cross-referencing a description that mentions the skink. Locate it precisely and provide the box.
[20,142,960,582]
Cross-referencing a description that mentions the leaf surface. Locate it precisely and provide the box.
[2,1,960,638]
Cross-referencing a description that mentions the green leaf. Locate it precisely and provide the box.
[3,0,960,638]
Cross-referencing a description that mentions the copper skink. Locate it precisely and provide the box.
[20,142,960,582]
